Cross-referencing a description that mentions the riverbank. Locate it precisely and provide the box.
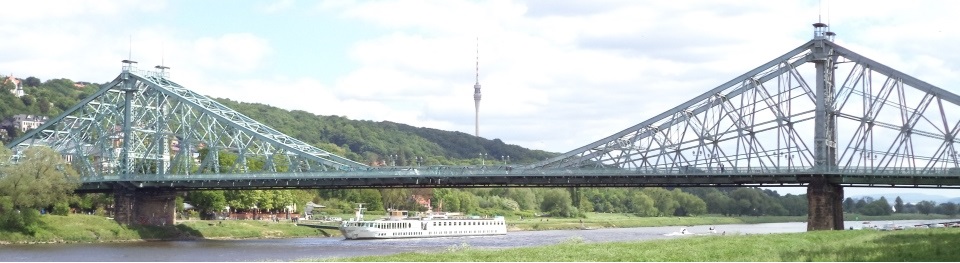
[0,214,328,244]
[311,227,960,261]
[1,212,954,244]
[504,212,956,231]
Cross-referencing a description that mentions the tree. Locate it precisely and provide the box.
[0,147,80,233]
[187,191,226,219]
[779,194,808,216]
[457,191,480,214]
[624,190,657,217]
[380,188,413,210]
[355,189,384,212]
[642,188,678,216]
[704,191,734,215]
[894,196,904,213]
[854,199,868,212]
[37,97,50,114]
[224,190,262,211]
[24,76,41,87]
[877,197,893,215]
[505,188,537,211]
[936,202,958,216]
[73,193,112,215]
[0,79,14,91]
[671,189,707,216]
[860,198,892,216]
[843,197,856,213]
[540,188,575,217]
[916,201,936,215]
[437,190,461,212]
[0,147,80,210]
[20,95,34,107]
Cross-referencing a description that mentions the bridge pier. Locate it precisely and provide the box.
[114,188,177,226]
[806,177,844,231]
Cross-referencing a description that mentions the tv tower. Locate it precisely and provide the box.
[473,38,481,137]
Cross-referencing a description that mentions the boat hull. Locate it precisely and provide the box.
[339,218,507,240]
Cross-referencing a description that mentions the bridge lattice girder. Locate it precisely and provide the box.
[7,64,368,179]
[526,39,960,176]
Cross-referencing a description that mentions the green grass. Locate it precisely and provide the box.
[0,214,178,244]
[508,213,776,231]
[0,214,330,244]
[177,219,330,239]
[845,213,956,221]
[504,212,957,230]
[310,228,960,262]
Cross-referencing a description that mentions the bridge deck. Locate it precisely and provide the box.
[77,166,960,192]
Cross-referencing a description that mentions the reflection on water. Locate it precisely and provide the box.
[0,219,954,262]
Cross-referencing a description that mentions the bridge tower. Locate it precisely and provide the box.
[808,23,843,230]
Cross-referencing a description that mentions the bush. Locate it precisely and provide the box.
[52,202,71,216]
[95,206,108,217]
[1,208,42,235]
[513,210,537,219]
[187,210,199,219]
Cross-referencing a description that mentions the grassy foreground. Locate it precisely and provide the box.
[312,228,960,262]
[0,214,329,244]
[508,213,764,231]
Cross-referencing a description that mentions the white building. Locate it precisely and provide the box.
[2,114,49,132]
[4,74,25,97]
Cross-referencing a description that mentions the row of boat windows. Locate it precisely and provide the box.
[431,221,503,227]
[376,230,501,237]
[346,222,412,229]
[345,221,504,229]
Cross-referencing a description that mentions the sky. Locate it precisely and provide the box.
[2,0,960,198]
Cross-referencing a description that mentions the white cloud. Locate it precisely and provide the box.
[263,0,295,13]
[5,0,960,158]
[310,0,826,151]
[0,0,165,22]
[192,33,273,73]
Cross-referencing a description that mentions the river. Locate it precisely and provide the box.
[1,219,953,262]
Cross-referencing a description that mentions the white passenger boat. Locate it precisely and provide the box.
[339,204,507,240]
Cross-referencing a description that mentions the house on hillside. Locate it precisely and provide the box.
[3,74,26,97]
[74,81,92,88]
[0,114,49,133]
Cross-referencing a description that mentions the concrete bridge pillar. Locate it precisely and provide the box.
[114,188,177,226]
[806,177,844,231]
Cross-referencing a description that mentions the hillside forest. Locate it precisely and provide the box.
[2,76,959,221]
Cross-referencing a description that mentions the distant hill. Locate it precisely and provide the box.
[0,76,556,165]
[214,98,556,165]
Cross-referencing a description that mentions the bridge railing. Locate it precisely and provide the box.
[77,165,960,183]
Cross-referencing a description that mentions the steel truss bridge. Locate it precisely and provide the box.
[7,23,960,192]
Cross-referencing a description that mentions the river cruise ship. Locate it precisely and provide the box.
[339,204,507,240]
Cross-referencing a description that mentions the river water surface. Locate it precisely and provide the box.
[1,219,953,261]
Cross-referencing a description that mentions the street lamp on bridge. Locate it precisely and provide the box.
[501,155,510,165]
[479,153,487,166]
[389,154,398,166]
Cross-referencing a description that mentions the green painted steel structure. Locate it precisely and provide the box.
[7,25,960,193]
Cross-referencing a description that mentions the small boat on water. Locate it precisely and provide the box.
[339,204,507,240]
